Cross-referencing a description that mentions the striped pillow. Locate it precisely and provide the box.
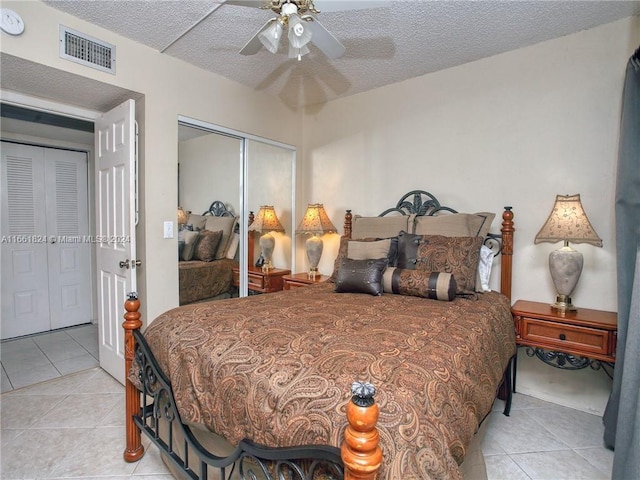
[383,268,457,301]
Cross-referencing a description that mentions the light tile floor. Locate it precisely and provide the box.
[1,324,99,393]
[0,327,614,480]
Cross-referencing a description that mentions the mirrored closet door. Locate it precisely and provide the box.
[177,118,295,300]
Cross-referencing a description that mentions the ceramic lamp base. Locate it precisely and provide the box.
[305,235,323,279]
[259,233,275,270]
[549,245,583,312]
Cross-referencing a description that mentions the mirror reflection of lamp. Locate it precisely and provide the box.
[248,205,285,272]
[534,194,602,312]
[177,207,189,231]
[296,204,337,280]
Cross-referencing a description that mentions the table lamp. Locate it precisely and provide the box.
[534,194,602,311]
[248,205,285,271]
[296,204,337,279]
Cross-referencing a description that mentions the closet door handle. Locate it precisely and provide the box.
[119,259,130,269]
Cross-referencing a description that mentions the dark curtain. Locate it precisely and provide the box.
[603,46,640,480]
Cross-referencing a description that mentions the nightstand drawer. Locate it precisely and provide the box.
[520,317,610,356]
[232,267,290,294]
[233,269,271,288]
[247,271,266,289]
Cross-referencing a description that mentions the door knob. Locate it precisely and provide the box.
[119,259,130,269]
[133,259,142,268]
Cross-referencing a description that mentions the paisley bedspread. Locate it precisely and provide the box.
[178,258,236,305]
[141,282,515,479]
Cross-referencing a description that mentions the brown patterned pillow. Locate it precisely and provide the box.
[382,268,457,301]
[397,232,483,294]
[334,257,388,296]
[193,229,223,262]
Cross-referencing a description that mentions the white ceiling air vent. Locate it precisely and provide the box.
[59,25,115,74]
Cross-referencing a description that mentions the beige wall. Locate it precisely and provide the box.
[0,0,303,322]
[299,16,639,414]
[302,16,639,314]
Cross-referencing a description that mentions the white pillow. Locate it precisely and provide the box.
[476,245,494,292]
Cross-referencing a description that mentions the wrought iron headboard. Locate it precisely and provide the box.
[202,200,234,217]
[379,190,504,256]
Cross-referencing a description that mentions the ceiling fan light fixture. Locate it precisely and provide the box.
[257,19,283,53]
[288,14,312,49]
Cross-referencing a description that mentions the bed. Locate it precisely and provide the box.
[124,190,516,480]
[178,201,240,304]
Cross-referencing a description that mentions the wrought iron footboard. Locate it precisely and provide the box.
[131,329,344,480]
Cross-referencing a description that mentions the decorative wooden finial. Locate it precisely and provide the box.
[344,210,353,239]
[123,292,144,462]
[341,381,382,480]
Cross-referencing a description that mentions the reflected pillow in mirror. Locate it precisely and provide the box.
[193,230,223,262]
[181,230,200,261]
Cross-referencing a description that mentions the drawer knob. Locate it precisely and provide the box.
[559,333,566,341]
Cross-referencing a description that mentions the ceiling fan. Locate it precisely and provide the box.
[227,0,386,61]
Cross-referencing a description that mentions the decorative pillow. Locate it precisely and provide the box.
[476,245,494,292]
[187,214,207,230]
[331,236,398,282]
[180,230,201,261]
[397,232,483,294]
[475,212,496,238]
[347,239,391,261]
[413,212,495,238]
[225,232,240,260]
[334,258,388,296]
[204,215,238,259]
[351,214,415,239]
[382,268,457,301]
[193,229,223,262]
[178,241,185,261]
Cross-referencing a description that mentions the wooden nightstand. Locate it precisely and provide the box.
[511,300,617,390]
[233,266,291,294]
[283,272,329,290]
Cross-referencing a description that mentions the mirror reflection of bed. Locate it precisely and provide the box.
[178,125,242,304]
[177,201,240,304]
[177,123,295,304]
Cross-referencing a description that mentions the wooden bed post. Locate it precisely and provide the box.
[123,292,145,462]
[341,382,382,480]
[500,207,514,302]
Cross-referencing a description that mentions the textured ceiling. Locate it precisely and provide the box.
[30,1,640,110]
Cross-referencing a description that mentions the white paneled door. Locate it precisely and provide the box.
[1,142,91,339]
[95,99,137,385]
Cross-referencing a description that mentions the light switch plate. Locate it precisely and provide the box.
[163,221,174,239]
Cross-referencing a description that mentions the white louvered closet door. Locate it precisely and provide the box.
[1,142,90,339]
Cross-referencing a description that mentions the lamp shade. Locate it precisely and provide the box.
[248,205,285,233]
[295,204,337,235]
[534,194,602,246]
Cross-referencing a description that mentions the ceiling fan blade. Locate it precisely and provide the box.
[312,1,391,13]
[239,18,276,55]
[223,0,269,8]
[305,18,346,59]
